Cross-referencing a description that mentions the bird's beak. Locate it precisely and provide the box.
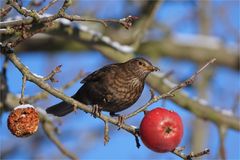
[148,65,160,72]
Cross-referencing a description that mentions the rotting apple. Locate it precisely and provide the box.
[139,107,183,153]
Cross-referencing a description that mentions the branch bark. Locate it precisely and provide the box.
[138,40,239,70]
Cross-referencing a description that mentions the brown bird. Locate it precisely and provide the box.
[46,58,159,117]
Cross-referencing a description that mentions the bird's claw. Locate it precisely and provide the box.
[109,112,125,129]
[117,115,125,129]
[91,105,102,118]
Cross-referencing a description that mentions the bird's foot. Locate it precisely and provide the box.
[91,105,102,118]
[117,115,125,129]
[110,112,125,129]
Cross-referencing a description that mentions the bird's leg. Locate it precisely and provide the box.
[117,116,125,129]
[73,104,78,113]
[110,112,125,129]
[91,104,102,118]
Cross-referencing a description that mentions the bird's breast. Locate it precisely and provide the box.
[103,75,144,111]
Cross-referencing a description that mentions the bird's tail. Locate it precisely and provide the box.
[46,101,74,117]
[46,86,89,117]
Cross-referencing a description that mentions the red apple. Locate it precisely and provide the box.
[139,107,183,153]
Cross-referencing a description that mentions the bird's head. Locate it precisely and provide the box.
[125,58,160,79]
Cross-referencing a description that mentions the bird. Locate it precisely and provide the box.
[46,57,159,117]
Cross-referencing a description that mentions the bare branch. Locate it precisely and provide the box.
[172,147,210,160]
[168,58,216,95]
[38,0,58,15]
[1,0,138,30]
[0,5,12,18]
[3,22,53,48]
[104,120,110,145]
[232,93,240,113]
[7,0,40,20]
[218,125,227,159]
[42,121,78,160]
[138,40,239,70]
[43,64,62,82]
[19,75,26,104]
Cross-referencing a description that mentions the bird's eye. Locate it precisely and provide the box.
[138,61,143,65]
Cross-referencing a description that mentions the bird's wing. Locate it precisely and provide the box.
[80,64,119,83]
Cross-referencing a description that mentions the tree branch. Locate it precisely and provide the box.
[19,75,26,104]
[38,0,58,15]
[172,147,210,160]
[42,120,78,160]
[1,0,138,29]
[0,5,12,18]
[138,39,239,70]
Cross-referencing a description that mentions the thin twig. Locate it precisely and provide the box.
[19,75,26,104]
[149,88,155,100]
[186,148,210,159]
[232,93,240,113]
[218,125,227,159]
[7,0,40,20]
[104,120,110,145]
[43,65,62,82]
[38,0,58,15]
[168,58,217,95]
[61,13,108,27]
[0,5,12,18]
[42,121,78,160]
[172,147,210,160]
[4,22,53,48]
[1,0,138,30]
